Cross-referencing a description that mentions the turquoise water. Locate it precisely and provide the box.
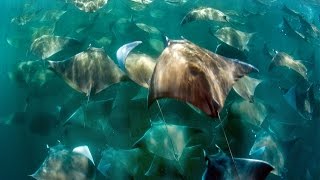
[0,0,319,179]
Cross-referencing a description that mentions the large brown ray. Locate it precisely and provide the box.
[148,39,258,117]
[48,47,125,96]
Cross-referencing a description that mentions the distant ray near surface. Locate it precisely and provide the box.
[30,35,81,59]
[202,151,273,180]
[214,27,255,52]
[71,0,109,13]
[48,47,125,96]
[181,7,229,25]
[31,145,95,180]
[148,39,258,117]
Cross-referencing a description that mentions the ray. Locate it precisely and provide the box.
[249,130,290,177]
[148,39,258,118]
[30,35,81,59]
[70,0,109,13]
[145,145,201,177]
[8,60,55,89]
[133,121,203,162]
[123,53,156,88]
[283,85,297,111]
[48,47,126,96]
[215,43,248,61]
[31,145,95,180]
[64,99,115,136]
[181,7,229,25]
[233,76,262,102]
[145,155,184,178]
[229,98,269,128]
[268,52,308,80]
[97,147,151,178]
[116,41,142,71]
[214,27,255,52]
[203,151,273,180]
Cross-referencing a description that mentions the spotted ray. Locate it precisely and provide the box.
[148,39,258,117]
[181,7,229,25]
[48,47,125,96]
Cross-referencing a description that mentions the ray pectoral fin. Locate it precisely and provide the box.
[236,158,274,179]
[116,41,143,71]
[230,59,259,80]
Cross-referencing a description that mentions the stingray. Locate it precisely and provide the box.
[124,53,156,88]
[215,43,248,61]
[70,0,108,13]
[117,42,156,88]
[31,145,95,180]
[9,60,55,89]
[214,27,255,52]
[145,156,185,179]
[48,47,126,96]
[229,99,269,128]
[64,99,114,136]
[30,35,81,59]
[181,7,229,25]
[268,52,308,80]
[148,39,258,117]
[145,145,201,177]
[233,76,262,102]
[202,151,273,180]
[97,147,151,178]
[249,130,291,177]
[133,121,203,162]
[136,23,161,35]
